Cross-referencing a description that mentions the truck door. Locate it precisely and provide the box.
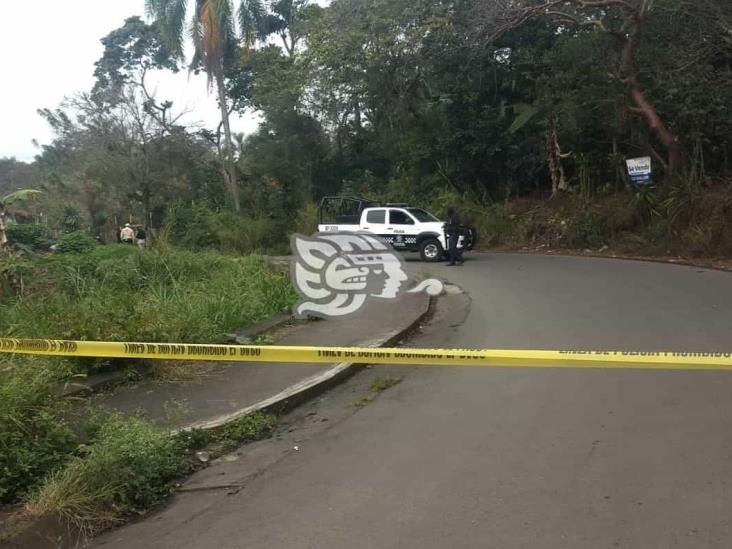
[361,209,389,239]
[387,209,419,250]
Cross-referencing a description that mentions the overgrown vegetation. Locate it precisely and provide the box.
[0,360,76,503]
[25,415,188,535]
[0,0,731,540]
[0,244,294,514]
[9,404,277,536]
[164,201,291,255]
[213,412,279,452]
[2,245,296,367]
[22,411,276,536]
[5,224,53,251]
[2,0,728,258]
[55,231,98,254]
[428,177,732,257]
[172,412,278,458]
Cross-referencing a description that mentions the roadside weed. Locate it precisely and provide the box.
[370,375,402,392]
[354,375,403,407]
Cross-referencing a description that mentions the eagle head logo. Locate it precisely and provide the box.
[290,232,443,318]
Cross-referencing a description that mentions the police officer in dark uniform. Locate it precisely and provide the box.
[445,207,464,266]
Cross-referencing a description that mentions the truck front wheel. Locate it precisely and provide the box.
[419,238,443,262]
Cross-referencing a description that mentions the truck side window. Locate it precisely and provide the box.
[366,209,386,224]
[389,210,414,225]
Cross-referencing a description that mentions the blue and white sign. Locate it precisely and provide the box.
[626,156,652,185]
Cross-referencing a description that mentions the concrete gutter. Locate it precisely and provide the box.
[182,294,434,432]
[3,296,433,549]
[57,312,296,398]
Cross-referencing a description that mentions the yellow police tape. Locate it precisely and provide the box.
[2,338,732,370]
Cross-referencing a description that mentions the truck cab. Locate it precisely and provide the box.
[317,196,475,262]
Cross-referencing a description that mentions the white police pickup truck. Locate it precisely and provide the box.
[317,196,475,262]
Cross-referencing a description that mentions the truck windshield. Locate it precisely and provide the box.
[407,208,439,222]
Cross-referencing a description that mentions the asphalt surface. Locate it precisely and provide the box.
[95,253,732,549]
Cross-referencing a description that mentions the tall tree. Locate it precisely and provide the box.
[0,158,41,197]
[94,17,186,225]
[473,0,685,174]
[257,0,322,57]
[145,0,265,212]
[36,90,219,239]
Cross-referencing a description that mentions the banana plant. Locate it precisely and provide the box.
[1,189,43,208]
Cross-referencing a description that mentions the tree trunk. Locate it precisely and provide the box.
[0,212,7,248]
[280,33,295,57]
[140,141,152,232]
[354,99,362,130]
[142,182,152,232]
[215,68,241,213]
[547,114,568,198]
[621,24,683,173]
[612,137,625,188]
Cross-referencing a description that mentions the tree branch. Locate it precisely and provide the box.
[475,0,632,42]
[649,145,669,172]
[544,10,611,32]
[577,0,636,9]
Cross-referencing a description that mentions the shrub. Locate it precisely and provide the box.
[0,361,77,503]
[5,224,53,250]
[293,201,319,235]
[563,210,609,249]
[164,201,290,254]
[217,412,277,445]
[56,232,98,254]
[172,428,211,453]
[26,415,187,534]
[164,201,220,250]
[213,213,283,254]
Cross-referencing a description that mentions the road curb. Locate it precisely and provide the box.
[181,294,434,432]
[0,296,434,549]
[56,312,296,399]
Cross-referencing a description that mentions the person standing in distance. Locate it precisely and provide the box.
[445,207,464,266]
[136,226,147,250]
[120,223,135,244]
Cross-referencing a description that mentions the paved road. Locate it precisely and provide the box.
[96,253,732,548]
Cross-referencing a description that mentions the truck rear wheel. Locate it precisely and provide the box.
[419,238,443,262]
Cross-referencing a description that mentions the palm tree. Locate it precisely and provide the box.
[146,0,265,212]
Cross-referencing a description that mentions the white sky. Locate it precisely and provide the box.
[0,1,263,162]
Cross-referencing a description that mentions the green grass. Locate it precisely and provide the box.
[215,412,278,451]
[370,375,402,392]
[25,415,188,536]
[22,411,279,536]
[1,245,296,372]
[353,375,403,407]
[174,412,278,454]
[0,244,295,511]
[0,360,77,503]
[352,395,374,407]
